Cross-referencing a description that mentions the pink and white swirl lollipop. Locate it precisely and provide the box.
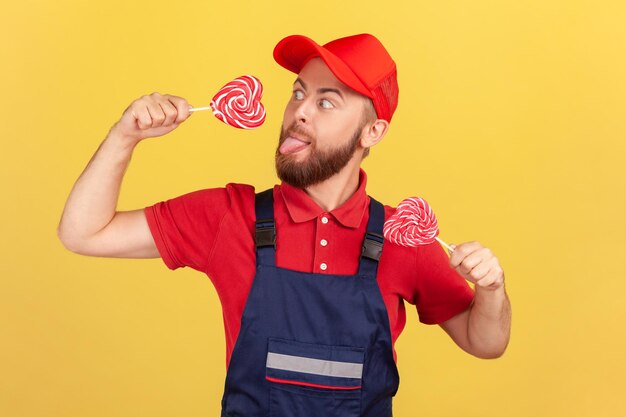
[189,75,266,129]
[383,197,454,251]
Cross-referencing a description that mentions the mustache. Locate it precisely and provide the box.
[281,123,315,144]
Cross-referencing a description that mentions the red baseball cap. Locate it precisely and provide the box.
[273,33,399,122]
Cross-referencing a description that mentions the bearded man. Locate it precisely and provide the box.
[58,33,511,417]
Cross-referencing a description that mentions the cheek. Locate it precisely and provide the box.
[323,123,351,142]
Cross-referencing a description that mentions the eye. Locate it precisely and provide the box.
[292,90,304,100]
[319,99,333,109]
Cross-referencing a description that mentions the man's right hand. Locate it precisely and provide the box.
[110,92,193,144]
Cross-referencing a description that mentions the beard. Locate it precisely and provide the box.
[275,121,365,189]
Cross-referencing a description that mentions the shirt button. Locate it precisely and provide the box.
[320,239,328,247]
[321,216,329,224]
[320,263,328,271]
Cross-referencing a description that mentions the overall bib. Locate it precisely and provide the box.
[220,188,400,417]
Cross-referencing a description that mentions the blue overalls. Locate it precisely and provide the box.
[220,188,400,417]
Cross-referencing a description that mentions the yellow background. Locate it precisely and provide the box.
[2,0,625,416]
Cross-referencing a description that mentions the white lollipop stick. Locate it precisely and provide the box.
[435,236,454,252]
[188,106,212,112]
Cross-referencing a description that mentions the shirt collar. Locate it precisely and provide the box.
[279,168,369,229]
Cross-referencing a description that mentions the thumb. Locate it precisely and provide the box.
[447,243,457,254]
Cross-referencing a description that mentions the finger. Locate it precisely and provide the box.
[158,99,178,126]
[455,265,477,284]
[132,105,152,129]
[467,259,491,282]
[475,267,503,289]
[146,97,166,127]
[458,247,492,274]
[166,95,192,123]
[456,262,493,285]
[449,241,483,268]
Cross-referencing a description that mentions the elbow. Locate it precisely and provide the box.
[57,227,85,254]
[57,231,76,253]
[469,340,509,359]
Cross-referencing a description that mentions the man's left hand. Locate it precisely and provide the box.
[448,241,505,291]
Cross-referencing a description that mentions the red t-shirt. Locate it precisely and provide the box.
[144,168,474,369]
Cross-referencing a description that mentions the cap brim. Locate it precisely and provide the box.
[273,35,372,98]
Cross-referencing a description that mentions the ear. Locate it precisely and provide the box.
[360,119,389,148]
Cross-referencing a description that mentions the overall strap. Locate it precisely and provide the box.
[254,188,276,267]
[357,196,385,278]
[254,188,385,276]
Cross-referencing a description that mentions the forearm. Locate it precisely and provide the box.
[467,285,511,358]
[57,127,138,247]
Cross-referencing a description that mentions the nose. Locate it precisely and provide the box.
[293,97,312,124]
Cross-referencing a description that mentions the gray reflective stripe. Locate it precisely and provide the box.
[266,352,363,379]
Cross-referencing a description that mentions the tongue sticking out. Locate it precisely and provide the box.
[279,137,310,155]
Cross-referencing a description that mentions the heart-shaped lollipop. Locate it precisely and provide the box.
[383,197,453,251]
[189,75,266,129]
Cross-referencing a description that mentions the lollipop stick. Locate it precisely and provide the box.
[435,236,454,252]
[188,106,213,112]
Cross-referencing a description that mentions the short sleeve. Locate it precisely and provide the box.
[414,241,475,325]
[143,187,231,272]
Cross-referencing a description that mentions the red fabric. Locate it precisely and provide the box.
[265,377,361,390]
[144,168,474,369]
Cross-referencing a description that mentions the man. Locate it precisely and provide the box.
[58,33,511,417]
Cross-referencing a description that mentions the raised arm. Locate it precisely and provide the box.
[57,92,193,258]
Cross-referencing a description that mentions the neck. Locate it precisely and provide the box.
[304,159,361,212]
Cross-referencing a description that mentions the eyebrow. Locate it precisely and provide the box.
[293,77,344,100]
